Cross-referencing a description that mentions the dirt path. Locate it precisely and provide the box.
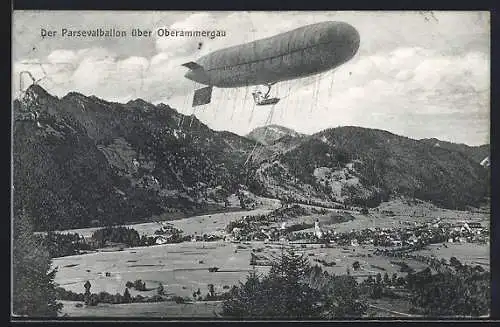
[368,304,420,317]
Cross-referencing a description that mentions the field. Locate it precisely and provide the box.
[51,198,280,239]
[412,243,490,268]
[54,239,491,318]
[52,198,490,318]
[54,241,266,299]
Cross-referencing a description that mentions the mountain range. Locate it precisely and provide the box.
[13,85,490,231]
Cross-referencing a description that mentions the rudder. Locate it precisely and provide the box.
[192,86,213,107]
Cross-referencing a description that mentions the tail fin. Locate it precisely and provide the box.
[192,86,213,107]
[182,61,204,70]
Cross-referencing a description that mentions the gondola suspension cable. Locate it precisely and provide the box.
[231,88,239,119]
[244,103,277,166]
[188,82,200,128]
[235,84,250,121]
[179,82,193,128]
[310,72,325,113]
[254,104,277,158]
[248,95,257,123]
[309,76,317,113]
[179,87,189,128]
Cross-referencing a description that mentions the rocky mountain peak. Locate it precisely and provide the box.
[20,84,53,109]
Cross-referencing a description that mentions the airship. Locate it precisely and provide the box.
[182,21,360,107]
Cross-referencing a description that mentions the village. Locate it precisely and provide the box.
[61,203,488,257]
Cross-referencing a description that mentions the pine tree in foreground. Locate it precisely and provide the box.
[12,210,62,317]
[221,249,367,319]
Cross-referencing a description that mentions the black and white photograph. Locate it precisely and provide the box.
[12,10,490,319]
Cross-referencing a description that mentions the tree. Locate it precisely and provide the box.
[383,272,390,285]
[364,272,384,299]
[390,273,398,286]
[376,273,382,284]
[397,276,406,286]
[410,269,490,317]
[352,261,361,271]
[221,270,269,318]
[322,274,368,318]
[207,284,216,300]
[222,249,321,319]
[88,294,99,306]
[222,249,367,319]
[91,226,141,248]
[266,250,322,319]
[84,281,92,305]
[449,257,462,269]
[12,210,62,317]
[371,283,383,299]
[123,288,132,303]
[365,275,375,286]
[157,283,165,296]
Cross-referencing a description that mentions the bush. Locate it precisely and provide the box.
[409,268,490,317]
[39,232,87,258]
[123,288,131,303]
[370,284,383,299]
[98,291,114,303]
[390,261,414,273]
[88,294,99,306]
[113,293,123,304]
[147,295,165,303]
[397,277,406,286]
[133,279,147,291]
[172,296,188,304]
[134,295,145,302]
[157,283,165,296]
[91,226,141,248]
[323,274,369,318]
[383,272,390,285]
[55,287,84,301]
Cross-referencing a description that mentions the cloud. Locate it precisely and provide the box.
[12,11,490,145]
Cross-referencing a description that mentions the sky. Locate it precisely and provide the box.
[12,11,490,145]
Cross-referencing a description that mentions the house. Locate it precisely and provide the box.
[468,222,482,229]
[314,219,323,239]
[407,235,418,245]
[155,235,169,245]
[231,227,242,240]
[391,240,402,247]
[251,231,268,241]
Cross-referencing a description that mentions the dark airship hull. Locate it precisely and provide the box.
[184,21,360,88]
